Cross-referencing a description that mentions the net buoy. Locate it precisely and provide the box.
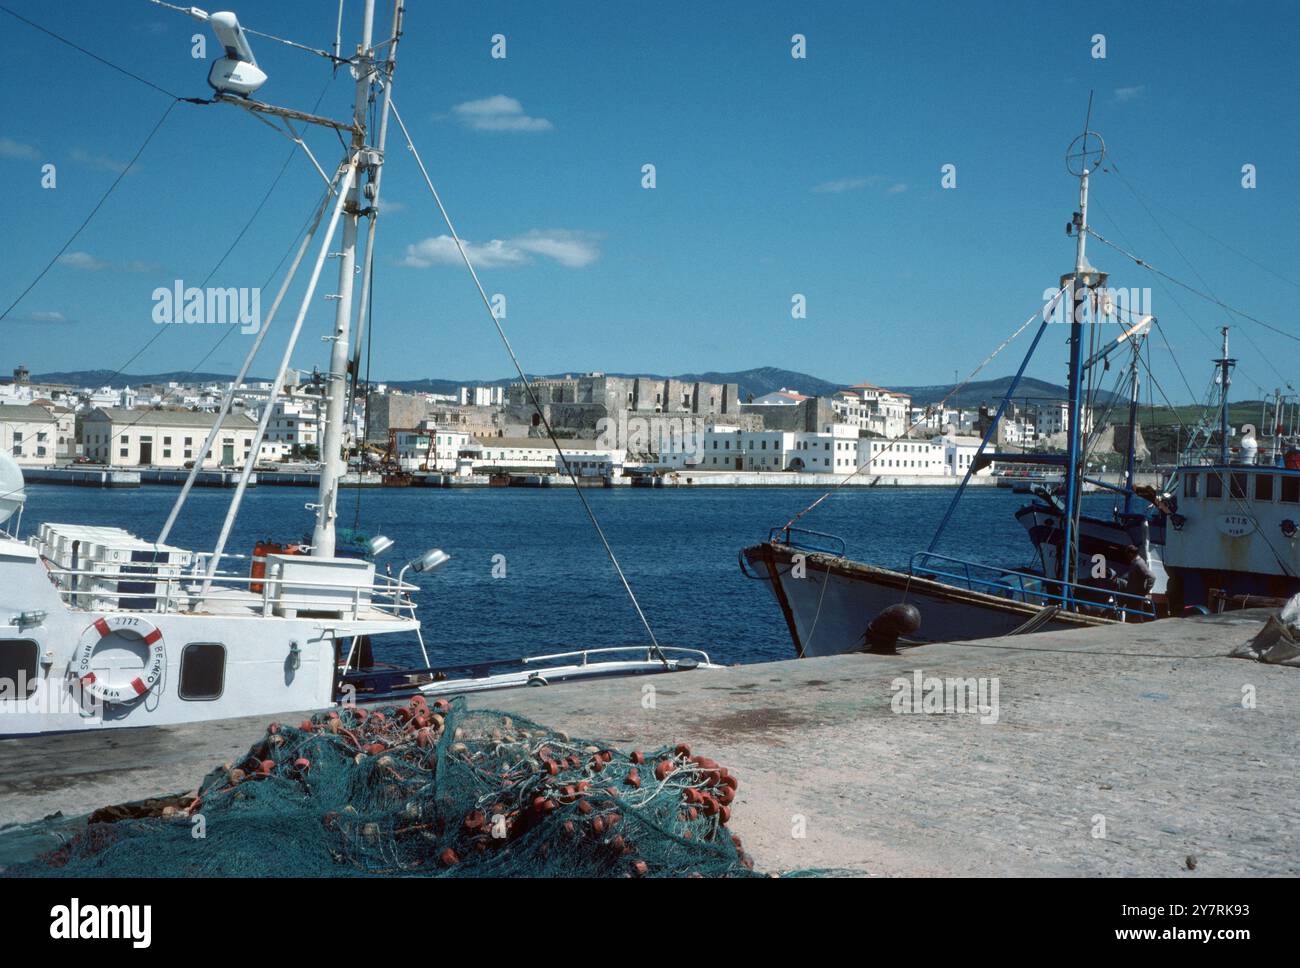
[72,615,167,706]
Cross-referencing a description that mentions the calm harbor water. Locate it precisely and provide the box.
[19,484,1117,668]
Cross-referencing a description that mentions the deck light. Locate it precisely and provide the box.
[398,548,450,587]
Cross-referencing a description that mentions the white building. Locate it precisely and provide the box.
[0,404,59,466]
[458,385,504,407]
[748,388,810,407]
[82,408,259,468]
[834,383,911,439]
[701,424,860,474]
[472,437,625,477]
[394,424,473,471]
[941,435,990,477]
[858,437,947,475]
[1034,401,1092,440]
[265,396,321,453]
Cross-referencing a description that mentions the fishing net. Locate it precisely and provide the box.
[6,697,760,878]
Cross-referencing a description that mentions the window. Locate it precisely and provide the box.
[1282,477,1300,503]
[164,436,172,445]
[1184,473,1199,498]
[1206,472,1222,498]
[1230,473,1247,500]
[1255,475,1274,502]
[0,639,39,698]
[179,643,226,700]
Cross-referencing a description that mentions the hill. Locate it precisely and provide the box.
[383,366,845,402]
[29,366,1094,408]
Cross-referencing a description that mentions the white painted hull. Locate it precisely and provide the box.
[0,535,417,737]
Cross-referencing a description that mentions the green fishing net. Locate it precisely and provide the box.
[4,698,761,878]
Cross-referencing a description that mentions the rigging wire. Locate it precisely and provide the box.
[1086,227,1300,344]
[1103,157,1300,293]
[779,286,1069,533]
[0,4,184,100]
[145,0,348,63]
[0,101,177,323]
[383,94,668,662]
[1098,161,1293,392]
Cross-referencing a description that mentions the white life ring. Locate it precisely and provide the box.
[72,615,167,705]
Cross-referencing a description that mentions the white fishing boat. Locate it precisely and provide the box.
[0,2,717,737]
[1161,329,1300,610]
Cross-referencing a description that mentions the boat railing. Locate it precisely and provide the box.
[342,644,716,687]
[908,551,1157,621]
[41,560,420,622]
[518,644,714,668]
[768,526,847,557]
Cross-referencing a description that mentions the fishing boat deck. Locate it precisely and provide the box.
[2,609,1295,876]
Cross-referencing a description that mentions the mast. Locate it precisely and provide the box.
[313,0,379,558]
[1213,326,1234,465]
[1060,108,1106,597]
[1273,387,1283,464]
[1122,341,1140,514]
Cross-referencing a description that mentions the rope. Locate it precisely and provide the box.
[384,94,667,663]
[1007,605,1061,636]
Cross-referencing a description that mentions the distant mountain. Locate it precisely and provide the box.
[28,366,1107,409]
[385,366,845,402]
[30,370,269,387]
[892,376,1087,409]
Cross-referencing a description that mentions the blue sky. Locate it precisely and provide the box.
[1,0,1296,403]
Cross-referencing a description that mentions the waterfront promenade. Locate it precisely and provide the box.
[1,610,1293,876]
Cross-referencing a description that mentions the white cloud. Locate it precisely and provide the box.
[57,251,160,273]
[57,251,110,271]
[1113,85,1145,103]
[451,95,553,132]
[401,230,600,269]
[812,174,907,195]
[9,310,68,324]
[510,230,600,268]
[0,137,39,160]
[813,176,871,194]
[72,148,132,174]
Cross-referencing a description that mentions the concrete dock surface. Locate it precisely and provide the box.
[2,610,1296,876]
